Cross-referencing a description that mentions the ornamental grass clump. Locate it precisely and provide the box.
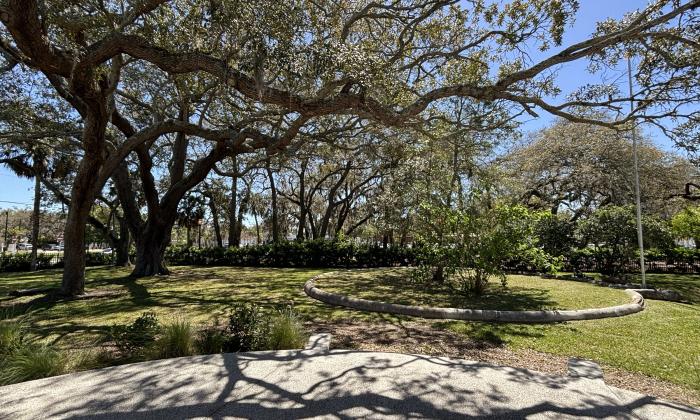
[155,318,196,358]
[267,306,305,350]
[0,344,67,385]
[0,318,25,355]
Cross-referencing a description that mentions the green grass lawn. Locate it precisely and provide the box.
[1,266,698,396]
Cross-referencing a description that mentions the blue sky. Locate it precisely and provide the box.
[0,1,683,209]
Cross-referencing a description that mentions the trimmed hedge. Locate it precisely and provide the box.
[0,253,55,272]
[165,240,418,268]
[0,251,115,273]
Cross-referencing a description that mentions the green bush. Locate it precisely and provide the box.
[0,253,55,272]
[0,344,66,385]
[223,304,269,352]
[85,252,115,266]
[154,318,195,358]
[110,311,160,358]
[412,202,556,294]
[267,307,305,350]
[195,322,226,355]
[576,205,674,275]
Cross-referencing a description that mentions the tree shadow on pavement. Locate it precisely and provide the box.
[3,350,699,419]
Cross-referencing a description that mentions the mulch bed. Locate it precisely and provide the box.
[310,319,699,407]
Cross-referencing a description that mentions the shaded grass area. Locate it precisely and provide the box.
[0,266,326,350]
[1,266,698,397]
[595,272,700,304]
[317,269,630,310]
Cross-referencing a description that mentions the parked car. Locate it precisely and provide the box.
[17,243,33,251]
[102,248,113,254]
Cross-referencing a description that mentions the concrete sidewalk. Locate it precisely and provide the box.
[0,350,698,419]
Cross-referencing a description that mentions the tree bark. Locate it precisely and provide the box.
[61,108,108,296]
[113,217,131,267]
[131,221,172,277]
[266,159,280,243]
[61,165,101,295]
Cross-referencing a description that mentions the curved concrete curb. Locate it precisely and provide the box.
[304,274,645,323]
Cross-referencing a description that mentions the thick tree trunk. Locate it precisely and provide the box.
[131,222,171,277]
[30,168,41,271]
[61,186,95,295]
[114,217,131,267]
[319,205,334,239]
[61,154,105,295]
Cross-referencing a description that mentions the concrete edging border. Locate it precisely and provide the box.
[303,273,645,323]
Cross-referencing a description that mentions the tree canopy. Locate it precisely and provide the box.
[1,0,699,295]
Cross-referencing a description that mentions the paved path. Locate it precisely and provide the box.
[1,350,698,419]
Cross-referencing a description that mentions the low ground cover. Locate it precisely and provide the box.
[0,266,698,403]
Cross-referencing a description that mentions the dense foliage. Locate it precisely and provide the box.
[165,240,418,268]
[412,202,559,294]
[0,252,114,273]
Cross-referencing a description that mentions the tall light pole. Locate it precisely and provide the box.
[627,56,647,288]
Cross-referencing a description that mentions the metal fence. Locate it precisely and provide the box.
[560,258,700,274]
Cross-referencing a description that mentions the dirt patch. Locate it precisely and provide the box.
[310,319,699,407]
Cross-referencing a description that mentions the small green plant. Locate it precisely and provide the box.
[223,304,268,352]
[154,318,195,358]
[0,344,66,385]
[267,306,305,350]
[0,318,25,355]
[195,320,226,354]
[110,311,160,358]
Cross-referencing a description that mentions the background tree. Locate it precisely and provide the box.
[671,206,700,249]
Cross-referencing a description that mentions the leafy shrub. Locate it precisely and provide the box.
[85,252,115,266]
[195,322,226,355]
[671,206,700,246]
[223,304,269,352]
[154,318,195,358]
[413,202,556,294]
[0,253,55,272]
[110,312,160,358]
[0,344,66,385]
[576,205,674,275]
[267,306,305,350]
[535,213,576,257]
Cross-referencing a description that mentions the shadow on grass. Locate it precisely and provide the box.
[433,320,549,345]
[321,269,560,311]
[645,273,700,304]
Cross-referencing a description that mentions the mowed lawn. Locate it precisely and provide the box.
[1,266,698,396]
